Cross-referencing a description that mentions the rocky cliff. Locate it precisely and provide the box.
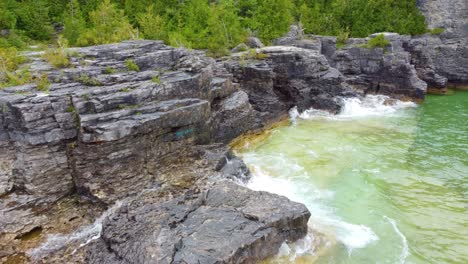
[1,6,466,260]
[416,0,468,38]
[1,41,342,263]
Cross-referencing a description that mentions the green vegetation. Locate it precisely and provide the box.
[243,49,269,60]
[0,0,427,63]
[103,67,117,74]
[0,47,28,72]
[66,104,80,128]
[1,66,32,88]
[125,59,140,72]
[34,73,50,92]
[120,87,130,92]
[336,30,350,49]
[151,75,161,84]
[365,34,391,48]
[76,74,102,86]
[42,37,71,68]
[429,27,445,35]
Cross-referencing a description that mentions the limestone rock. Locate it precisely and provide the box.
[416,0,468,38]
[85,181,310,264]
[224,46,355,122]
[247,37,264,48]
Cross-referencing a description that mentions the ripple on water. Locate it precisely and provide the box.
[238,92,468,264]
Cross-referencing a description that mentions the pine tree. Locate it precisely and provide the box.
[16,0,54,41]
[206,0,246,57]
[63,0,86,45]
[251,0,294,43]
[77,0,137,46]
[137,5,165,40]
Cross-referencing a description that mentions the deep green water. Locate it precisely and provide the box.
[237,92,467,264]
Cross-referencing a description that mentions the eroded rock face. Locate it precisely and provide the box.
[403,36,468,89]
[84,181,310,264]
[1,40,313,263]
[0,40,255,206]
[224,46,356,119]
[416,0,468,38]
[318,34,427,100]
[414,1,468,87]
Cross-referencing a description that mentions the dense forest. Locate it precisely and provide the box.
[1,0,427,55]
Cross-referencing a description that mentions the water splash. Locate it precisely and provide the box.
[384,216,409,264]
[28,201,123,259]
[290,95,416,122]
[245,165,378,253]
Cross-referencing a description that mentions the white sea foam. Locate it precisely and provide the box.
[245,165,379,254]
[384,216,409,264]
[290,95,417,121]
[28,200,123,259]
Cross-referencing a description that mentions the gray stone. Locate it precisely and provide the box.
[274,24,305,46]
[417,0,468,38]
[224,46,355,119]
[84,181,310,264]
[231,43,249,53]
[247,37,264,48]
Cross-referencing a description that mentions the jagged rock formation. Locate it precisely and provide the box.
[0,41,250,206]
[2,14,463,259]
[225,46,356,116]
[320,33,427,100]
[0,41,317,263]
[82,181,310,264]
[275,22,467,94]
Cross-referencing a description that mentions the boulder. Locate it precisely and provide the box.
[84,181,310,264]
[247,37,264,48]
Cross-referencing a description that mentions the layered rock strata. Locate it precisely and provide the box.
[0,25,451,261]
[1,41,326,263]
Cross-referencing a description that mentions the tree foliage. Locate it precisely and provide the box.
[76,0,137,46]
[0,0,427,55]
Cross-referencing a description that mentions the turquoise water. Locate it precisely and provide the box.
[236,92,468,264]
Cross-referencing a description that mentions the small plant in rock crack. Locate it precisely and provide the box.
[103,67,117,74]
[151,75,161,84]
[125,59,140,72]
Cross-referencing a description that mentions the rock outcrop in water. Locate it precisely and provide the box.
[0,40,315,263]
[273,12,468,94]
[224,46,356,116]
[82,181,309,264]
[2,3,467,259]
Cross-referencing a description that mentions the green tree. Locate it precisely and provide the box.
[77,0,138,46]
[0,0,17,30]
[137,5,165,40]
[16,0,54,40]
[206,0,246,56]
[123,0,152,24]
[251,0,294,43]
[63,0,86,45]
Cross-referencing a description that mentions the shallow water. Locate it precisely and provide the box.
[236,92,468,264]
